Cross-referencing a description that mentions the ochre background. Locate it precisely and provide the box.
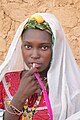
[0,0,80,66]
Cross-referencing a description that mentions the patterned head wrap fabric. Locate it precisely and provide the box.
[22,15,52,35]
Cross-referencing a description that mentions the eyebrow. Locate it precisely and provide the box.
[23,41,51,45]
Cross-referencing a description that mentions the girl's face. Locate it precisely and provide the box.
[21,29,52,73]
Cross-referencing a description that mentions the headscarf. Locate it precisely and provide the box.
[22,15,52,34]
[21,15,54,45]
[0,13,80,120]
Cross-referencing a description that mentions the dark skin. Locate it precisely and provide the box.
[4,29,52,120]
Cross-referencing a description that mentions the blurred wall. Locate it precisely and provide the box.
[0,0,80,66]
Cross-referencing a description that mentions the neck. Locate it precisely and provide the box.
[39,72,47,78]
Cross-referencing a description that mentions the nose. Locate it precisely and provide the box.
[31,49,40,59]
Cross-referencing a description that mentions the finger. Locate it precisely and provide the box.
[31,75,36,81]
[20,70,29,81]
[23,67,38,79]
[20,70,27,78]
[30,81,38,91]
[36,73,40,77]
[36,81,41,89]
[27,67,37,76]
[36,88,42,94]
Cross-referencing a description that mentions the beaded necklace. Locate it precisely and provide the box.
[22,77,48,120]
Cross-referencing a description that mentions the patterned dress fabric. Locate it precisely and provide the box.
[0,71,49,120]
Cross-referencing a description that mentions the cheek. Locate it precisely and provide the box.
[22,49,28,61]
[43,51,52,64]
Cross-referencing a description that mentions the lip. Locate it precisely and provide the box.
[29,62,41,68]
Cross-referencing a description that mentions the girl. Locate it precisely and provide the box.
[0,13,80,120]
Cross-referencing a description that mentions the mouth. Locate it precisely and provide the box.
[29,62,41,68]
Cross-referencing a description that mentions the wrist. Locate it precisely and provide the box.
[11,92,26,111]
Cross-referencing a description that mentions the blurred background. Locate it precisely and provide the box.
[0,0,80,66]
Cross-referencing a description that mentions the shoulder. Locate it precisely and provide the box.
[4,71,21,86]
[5,71,21,78]
[3,71,21,96]
[4,71,21,82]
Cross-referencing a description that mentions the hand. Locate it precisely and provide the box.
[17,67,40,101]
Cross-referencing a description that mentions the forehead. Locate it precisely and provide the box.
[22,29,52,43]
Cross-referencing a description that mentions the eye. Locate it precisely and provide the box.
[41,46,48,50]
[24,45,32,50]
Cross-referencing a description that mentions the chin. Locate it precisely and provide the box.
[36,68,43,73]
[38,66,50,74]
[38,68,47,74]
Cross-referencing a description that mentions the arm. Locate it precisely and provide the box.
[4,67,40,120]
[4,93,25,120]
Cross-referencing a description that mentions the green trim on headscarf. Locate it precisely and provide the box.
[22,19,52,35]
